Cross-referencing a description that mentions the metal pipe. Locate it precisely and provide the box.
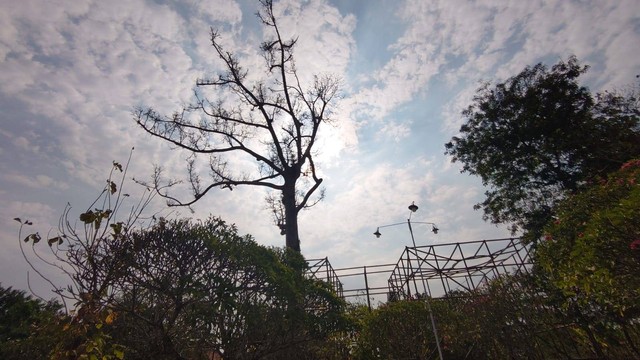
[408,218,444,360]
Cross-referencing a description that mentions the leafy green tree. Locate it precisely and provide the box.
[108,218,347,360]
[135,0,339,252]
[17,158,347,359]
[0,285,63,360]
[0,285,124,360]
[445,56,640,241]
[536,159,640,357]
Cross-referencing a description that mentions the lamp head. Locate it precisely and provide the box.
[431,225,439,234]
[408,202,418,213]
[374,228,382,238]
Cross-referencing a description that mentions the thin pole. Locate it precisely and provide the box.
[407,219,417,248]
[408,218,444,360]
[363,266,372,311]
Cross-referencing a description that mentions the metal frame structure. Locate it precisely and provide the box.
[332,263,396,309]
[307,238,532,305]
[387,237,532,301]
[306,257,343,297]
[307,238,608,359]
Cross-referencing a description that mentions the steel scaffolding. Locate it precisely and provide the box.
[387,237,532,301]
[308,238,531,307]
[306,257,344,297]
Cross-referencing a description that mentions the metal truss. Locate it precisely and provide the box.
[306,257,344,297]
[306,238,531,306]
[387,238,532,301]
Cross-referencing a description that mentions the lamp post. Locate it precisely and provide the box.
[374,201,444,360]
[373,202,439,247]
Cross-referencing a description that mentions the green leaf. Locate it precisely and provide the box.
[114,348,125,360]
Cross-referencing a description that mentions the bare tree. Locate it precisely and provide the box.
[135,0,339,252]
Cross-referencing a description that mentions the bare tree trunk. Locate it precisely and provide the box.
[282,182,300,252]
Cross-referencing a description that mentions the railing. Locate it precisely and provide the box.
[332,263,396,309]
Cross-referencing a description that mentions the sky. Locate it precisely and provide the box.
[1,0,639,304]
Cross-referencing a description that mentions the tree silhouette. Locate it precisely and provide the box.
[445,56,640,241]
[135,0,339,251]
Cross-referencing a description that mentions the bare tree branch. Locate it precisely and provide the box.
[134,1,339,251]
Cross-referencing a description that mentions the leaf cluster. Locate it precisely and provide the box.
[536,159,640,347]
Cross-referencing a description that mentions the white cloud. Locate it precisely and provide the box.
[274,0,356,78]
[376,120,412,142]
[3,174,69,190]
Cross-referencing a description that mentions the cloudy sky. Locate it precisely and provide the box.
[1,0,639,303]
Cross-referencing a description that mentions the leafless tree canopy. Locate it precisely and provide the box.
[135,0,339,251]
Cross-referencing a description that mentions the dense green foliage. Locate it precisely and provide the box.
[0,286,63,360]
[445,56,640,240]
[19,217,349,359]
[12,159,348,359]
[441,56,640,357]
[535,159,640,357]
[537,160,640,312]
[352,272,639,359]
[353,301,437,359]
[105,218,348,359]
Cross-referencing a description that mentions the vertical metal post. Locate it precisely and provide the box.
[405,248,412,297]
[408,218,444,360]
[407,219,417,248]
[363,266,372,311]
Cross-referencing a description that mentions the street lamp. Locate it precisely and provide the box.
[373,201,439,247]
[374,202,444,360]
